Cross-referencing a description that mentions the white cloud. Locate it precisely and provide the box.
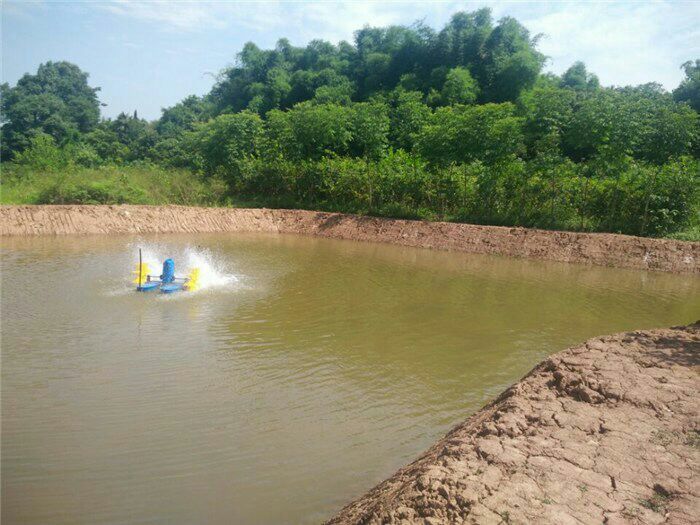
[522,1,700,88]
[93,1,462,39]
[98,0,232,31]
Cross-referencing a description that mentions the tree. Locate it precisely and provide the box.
[638,102,698,163]
[1,61,101,159]
[480,17,545,102]
[266,102,353,160]
[440,67,479,105]
[418,102,525,165]
[11,133,67,171]
[264,67,291,111]
[313,83,353,105]
[562,86,698,163]
[519,82,575,156]
[434,9,492,73]
[156,95,212,137]
[561,61,600,90]
[190,111,264,175]
[388,89,432,151]
[199,8,548,120]
[673,59,700,112]
[350,101,390,159]
[104,111,158,161]
[83,125,129,163]
[562,90,634,161]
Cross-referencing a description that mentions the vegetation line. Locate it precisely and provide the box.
[2,8,699,240]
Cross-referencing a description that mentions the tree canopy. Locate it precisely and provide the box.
[673,59,700,112]
[1,9,699,239]
[1,61,101,159]
[2,9,697,168]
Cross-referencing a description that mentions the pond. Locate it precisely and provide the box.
[2,233,698,524]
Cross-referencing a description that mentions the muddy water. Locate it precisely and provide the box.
[2,233,698,524]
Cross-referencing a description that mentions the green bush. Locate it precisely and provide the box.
[36,177,148,205]
[582,156,698,236]
[2,135,697,239]
[11,133,71,172]
[0,164,228,207]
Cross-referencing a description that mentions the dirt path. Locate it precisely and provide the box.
[1,205,698,273]
[326,324,700,525]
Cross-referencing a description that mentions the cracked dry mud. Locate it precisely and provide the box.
[326,324,700,525]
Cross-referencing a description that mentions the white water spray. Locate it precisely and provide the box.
[133,243,238,293]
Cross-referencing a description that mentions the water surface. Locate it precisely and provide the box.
[2,233,698,524]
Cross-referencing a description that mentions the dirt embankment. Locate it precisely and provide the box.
[326,324,700,525]
[1,205,698,273]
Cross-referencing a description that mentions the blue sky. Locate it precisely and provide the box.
[3,1,699,121]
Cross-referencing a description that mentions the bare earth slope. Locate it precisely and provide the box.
[326,324,700,525]
[1,205,698,273]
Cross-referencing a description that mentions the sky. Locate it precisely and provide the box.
[3,1,700,121]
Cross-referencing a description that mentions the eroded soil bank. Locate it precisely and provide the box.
[326,324,700,525]
[1,205,698,273]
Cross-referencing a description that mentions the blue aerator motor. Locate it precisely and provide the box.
[160,258,176,283]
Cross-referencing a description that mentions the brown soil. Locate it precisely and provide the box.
[326,324,700,525]
[1,205,698,273]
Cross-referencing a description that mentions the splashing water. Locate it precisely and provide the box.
[132,243,238,293]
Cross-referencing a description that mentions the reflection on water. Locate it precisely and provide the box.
[2,233,698,524]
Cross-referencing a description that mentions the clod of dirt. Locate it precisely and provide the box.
[325,323,699,525]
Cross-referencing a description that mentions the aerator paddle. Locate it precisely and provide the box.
[134,249,158,291]
[183,267,201,291]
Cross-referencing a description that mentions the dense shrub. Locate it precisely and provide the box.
[211,151,699,238]
[417,103,525,165]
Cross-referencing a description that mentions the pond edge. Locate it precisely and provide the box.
[1,205,698,273]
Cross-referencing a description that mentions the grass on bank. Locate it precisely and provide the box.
[666,224,700,241]
[1,162,698,241]
[0,163,228,207]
